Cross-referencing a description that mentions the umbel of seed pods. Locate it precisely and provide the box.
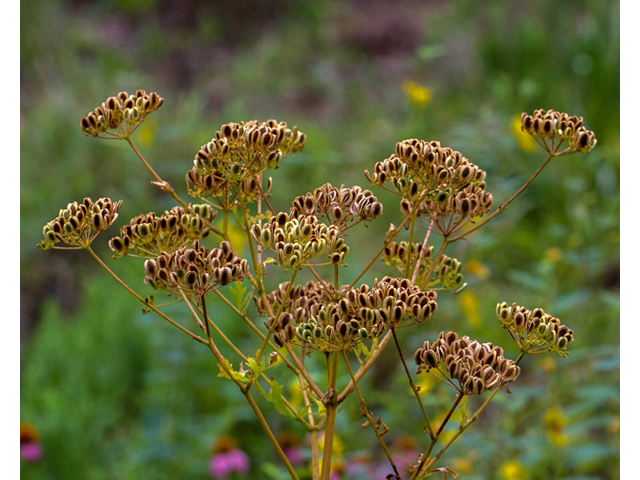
[289,183,383,230]
[186,120,306,205]
[259,277,437,352]
[80,90,164,138]
[108,204,218,259]
[496,302,574,356]
[251,212,348,270]
[520,109,597,153]
[38,198,122,250]
[382,240,464,290]
[366,140,493,229]
[143,240,248,296]
[415,332,521,395]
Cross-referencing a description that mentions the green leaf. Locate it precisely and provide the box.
[246,357,266,378]
[255,378,296,419]
[230,281,248,310]
[217,358,250,383]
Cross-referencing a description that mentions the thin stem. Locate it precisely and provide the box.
[210,288,301,375]
[348,201,420,288]
[255,269,298,362]
[391,328,435,438]
[342,351,400,477]
[125,136,225,238]
[405,212,417,278]
[419,237,449,291]
[306,264,334,294]
[243,390,301,480]
[284,342,325,400]
[415,388,500,480]
[338,330,393,403]
[411,219,434,285]
[411,394,464,480]
[449,151,556,242]
[85,247,207,344]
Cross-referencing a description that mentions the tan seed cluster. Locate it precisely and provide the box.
[289,183,383,230]
[143,240,248,296]
[497,302,574,356]
[80,90,164,138]
[109,204,218,258]
[415,332,520,395]
[186,120,306,204]
[367,139,487,198]
[285,277,437,352]
[39,197,122,250]
[256,280,337,322]
[251,212,347,270]
[404,182,493,223]
[521,109,596,153]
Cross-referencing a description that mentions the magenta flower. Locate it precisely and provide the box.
[20,423,42,463]
[209,436,250,479]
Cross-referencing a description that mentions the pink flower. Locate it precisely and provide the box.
[20,423,42,463]
[20,442,42,462]
[283,446,305,466]
[209,448,250,478]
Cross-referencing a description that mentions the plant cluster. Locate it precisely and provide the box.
[39,96,596,480]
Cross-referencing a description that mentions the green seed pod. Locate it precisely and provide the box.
[261,229,272,246]
[296,325,306,339]
[358,328,369,339]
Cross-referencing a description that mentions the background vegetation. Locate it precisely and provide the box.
[21,0,620,479]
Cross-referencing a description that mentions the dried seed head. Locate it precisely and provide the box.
[496,302,573,357]
[80,90,164,138]
[520,109,596,154]
[415,332,519,395]
[108,204,217,259]
[39,198,122,250]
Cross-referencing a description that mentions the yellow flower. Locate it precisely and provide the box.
[459,291,482,327]
[403,80,432,107]
[511,115,536,152]
[543,406,568,446]
[499,460,526,480]
[416,372,437,396]
[543,247,563,263]
[466,259,490,280]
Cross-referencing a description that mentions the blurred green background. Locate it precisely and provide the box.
[20,0,619,479]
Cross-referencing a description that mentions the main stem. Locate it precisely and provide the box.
[321,352,339,480]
